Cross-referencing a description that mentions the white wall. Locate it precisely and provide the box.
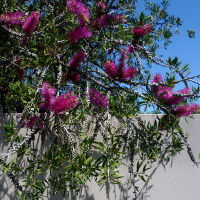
[0,114,200,200]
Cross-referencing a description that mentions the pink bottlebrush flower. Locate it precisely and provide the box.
[40,82,55,110]
[22,116,43,129]
[77,6,90,26]
[66,0,80,14]
[165,88,191,106]
[40,97,49,110]
[173,104,200,117]
[67,0,90,25]
[22,11,40,35]
[88,88,109,109]
[151,74,172,104]
[122,67,137,79]
[156,86,173,101]
[105,60,136,80]
[151,73,163,83]
[132,24,153,37]
[67,0,86,15]
[190,104,200,113]
[0,11,25,26]
[68,26,92,43]
[178,87,191,94]
[68,50,86,68]
[96,2,106,13]
[105,60,118,79]
[151,74,191,107]
[41,82,55,99]
[50,92,79,114]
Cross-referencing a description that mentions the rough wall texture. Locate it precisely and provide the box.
[0,114,200,200]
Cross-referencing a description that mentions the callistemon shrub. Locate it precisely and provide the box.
[0,0,200,199]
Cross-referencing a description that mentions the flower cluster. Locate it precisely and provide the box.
[67,0,90,26]
[66,0,92,42]
[105,47,137,80]
[104,60,118,79]
[105,61,137,80]
[40,82,55,110]
[0,12,25,26]
[122,68,137,79]
[93,1,126,29]
[68,50,86,68]
[50,92,79,114]
[95,2,106,13]
[0,10,40,37]
[88,88,109,109]
[132,24,153,37]
[173,104,200,117]
[40,82,79,114]
[22,116,43,130]
[68,26,92,43]
[22,11,40,35]
[151,74,190,106]
[151,74,200,117]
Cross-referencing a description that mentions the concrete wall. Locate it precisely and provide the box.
[0,114,200,200]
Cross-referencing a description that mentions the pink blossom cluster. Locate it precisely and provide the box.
[173,104,200,117]
[105,47,137,80]
[95,2,106,13]
[40,82,79,114]
[122,68,137,79]
[22,11,40,35]
[0,11,40,36]
[67,0,92,43]
[50,91,79,114]
[22,116,43,130]
[67,0,90,26]
[68,50,86,68]
[104,61,118,79]
[132,24,153,37]
[151,74,190,106]
[40,82,56,110]
[151,74,200,117]
[93,1,126,29]
[88,88,109,109]
[128,24,153,52]
[105,60,136,80]
[68,26,92,43]
[0,12,25,26]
